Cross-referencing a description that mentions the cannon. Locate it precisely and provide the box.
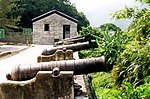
[65,36,83,40]
[7,56,105,81]
[42,41,90,55]
[55,37,85,45]
[65,37,85,43]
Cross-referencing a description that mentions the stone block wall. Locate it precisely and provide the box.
[33,13,77,45]
[0,32,32,44]
[0,71,74,99]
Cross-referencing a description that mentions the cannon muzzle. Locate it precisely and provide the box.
[42,41,90,55]
[8,56,105,81]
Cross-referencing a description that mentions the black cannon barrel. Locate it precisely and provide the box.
[66,37,85,43]
[8,56,105,81]
[64,36,83,40]
[54,37,85,45]
[54,41,64,45]
[42,41,90,55]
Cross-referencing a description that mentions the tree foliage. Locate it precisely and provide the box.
[136,0,150,5]
[111,1,150,86]
[79,0,149,98]
[112,6,150,39]
[79,24,125,67]
[10,0,89,31]
[79,26,102,41]
[0,0,19,31]
[96,30,128,67]
[99,23,121,32]
[79,26,103,48]
[93,82,150,99]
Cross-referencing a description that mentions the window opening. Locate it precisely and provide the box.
[44,24,49,31]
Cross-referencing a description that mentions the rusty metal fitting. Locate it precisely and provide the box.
[63,48,67,52]
[52,67,60,77]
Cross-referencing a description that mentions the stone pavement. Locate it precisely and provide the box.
[0,45,52,82]
[73,52,87,93]
[74,52,88,99]
[0,45,27,53]
[0,45,29,60]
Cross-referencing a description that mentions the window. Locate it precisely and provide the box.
[44,24,49,31]
[63,25,70,39]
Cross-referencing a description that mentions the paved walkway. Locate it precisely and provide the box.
[0,45,27,53]
[0,45,52,82]
[73,52,87,95]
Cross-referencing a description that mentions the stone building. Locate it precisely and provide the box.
[32,10,78,45]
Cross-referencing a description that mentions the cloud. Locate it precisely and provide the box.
[70,0,143,29]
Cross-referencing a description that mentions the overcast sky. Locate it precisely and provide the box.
[70,0,144,29]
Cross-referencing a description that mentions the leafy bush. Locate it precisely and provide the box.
[92,72,122,99]
[112,4,150,86]
[92,72,113,89]
[79,26,102,41]
[96,30,129,67]
[118,82,150,99]
[113,39,150,86]
[79,48,102,59]
[92,80,150,99]
[79,4,150,97]
[79,26,103,48]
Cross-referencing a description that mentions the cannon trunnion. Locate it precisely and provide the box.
[8,56,105,81]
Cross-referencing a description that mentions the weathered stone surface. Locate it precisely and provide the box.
[37,49,73,62]
[0,32,32,44]
[0,71,74,99]
[33,12,77,45]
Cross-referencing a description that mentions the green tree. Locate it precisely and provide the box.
[79,26,102,41]
[11,0,89,31]
[136,0,150,5]
[99,23,121,32]
[79,26,103,48]
[0,0,19,31]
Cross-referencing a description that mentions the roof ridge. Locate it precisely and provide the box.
[32,10,78,23]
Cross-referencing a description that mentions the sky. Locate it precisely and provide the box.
[70,0,145,29]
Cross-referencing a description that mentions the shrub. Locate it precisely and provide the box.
[113,39,150,86]
[96,30,129,68]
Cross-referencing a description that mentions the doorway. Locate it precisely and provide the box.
[63,25,70,39]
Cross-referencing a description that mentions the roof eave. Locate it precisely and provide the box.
[32,10,78,23]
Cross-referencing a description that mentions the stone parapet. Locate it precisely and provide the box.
[0,71,74,99]
[37,49,73,62]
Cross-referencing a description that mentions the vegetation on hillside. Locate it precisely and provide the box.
[79,0,149,98]
[0,0,89,31]
[111,0,150,87]
[0,0,20,31]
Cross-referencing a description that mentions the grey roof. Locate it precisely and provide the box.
[32,10,78,23]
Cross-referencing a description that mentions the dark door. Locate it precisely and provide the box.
[63,25,70,39]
